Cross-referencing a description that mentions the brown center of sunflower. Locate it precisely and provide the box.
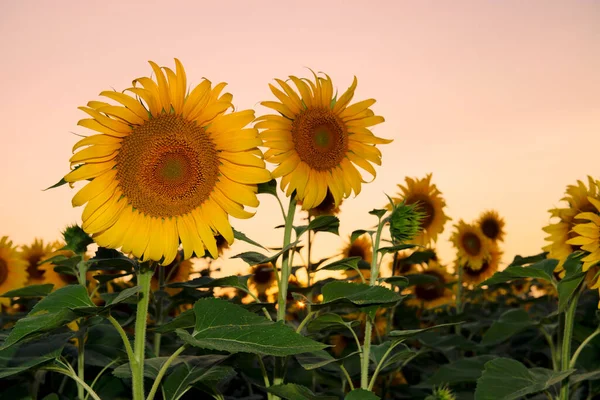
[253,264,274,285]
[414,271,445,301]
[0,258,8,285]
[26,252,46,280]
[462,232,482,256]
[481,218,500,240]
[116,115,219,218]
[348,244,367,260]
[463,261,489,277]
[291,108,348,170]
[405,195,435,230]
[311,191,338,215]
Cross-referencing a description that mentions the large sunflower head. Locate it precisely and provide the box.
[406,262,455,310]
[20,238,56,285]
[462,244,503,286]
[0,237,28,308]
[543,177,600,275]
[477,210,506,242]
[450,220,491,271]
[566,195,600,274]
[63,59,270,266]
[256,71,391,210]
[390,174,451,246]
[249,263,277,295]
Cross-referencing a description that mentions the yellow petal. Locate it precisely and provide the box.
[70,144,120,164]
[346,115,385,128]
[161,218,179,266]
[98,105,144,126]
[64,160,116,182]
[338,99,376,119]
[78,107,132,133]
[84,193,127,234]
[211,187,255,219]
[270,153,300,178]
[182,79,211,118]
[148,61,171,111]
[81,180,119,223]
[347,152,377,180]
[71,169,118,207]
[261,101,296,119]
[191,209,218,258]
[132,77,164,115]
[220,159,271,184]
[333,76,358,114]
[174,58,187,111]
[126,87,160,117]
[207,110,255,133]
[73,134,122,153]
[143,217,164,262]
[129,212,151,259]
[202,199,234,244]
[100,90,149,119]
[78,119,129,138]
[289,76,313,107]
[289,162,310,200]
[274,79,304,112]
[216,175,260,208]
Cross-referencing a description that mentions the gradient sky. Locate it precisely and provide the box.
[1,1,599,278]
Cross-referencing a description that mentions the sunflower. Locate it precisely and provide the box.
[566,195,600,273]
[150,252,192,294]
[20,238,56,285]
[388,250,422,276]
[450,220,491,271]
[477,210,505,242]
[462,244,502,286]
[511,279,532,297]
[406,262,455,310]
[249,263,276,295]
[543,177,599,275]
[256,71,391,210]
[0,237,28,307]
[341,234,373,281]
[40,248,95,292]
[389,174,451,246]
[64,59,270,265]
[215,234,230,257]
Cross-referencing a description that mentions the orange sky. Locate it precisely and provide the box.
[1,1,599,278]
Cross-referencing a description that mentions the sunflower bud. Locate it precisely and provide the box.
[389,201,425,243]
[425,384,456,400]
[61,224,93,254]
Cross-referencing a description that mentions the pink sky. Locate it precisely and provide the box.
[1,1,599,277]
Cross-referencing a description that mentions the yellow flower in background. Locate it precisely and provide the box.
[543,176,599,276]
[0,237,28,307]
[64,59,270,265]
[476,210,506,242]
[566,196,600,273]
[462,244,502,286]
[341,234,373,282]
[511,279,532,297]
[451,220,491,271]
[256,71,391,210]
[20,238,56,285]
[406,261,455,310]
[249,263,277,295]
[389,174,451,246]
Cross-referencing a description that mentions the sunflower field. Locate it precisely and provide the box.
[1,59,599,400]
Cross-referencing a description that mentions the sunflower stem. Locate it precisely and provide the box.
[361,217,385,390]
[277,195,297,322]
[146,345,186,400]
[132,264,154,400]
[559,286,581,400]
[153,266,165,357]
[455,265,464,335]
[77,331,85,400]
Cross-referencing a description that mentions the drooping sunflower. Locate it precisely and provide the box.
[476,210,505,242]
[20,238,56,285]
[543,176,599,275]
[462,244,502,286]
[389,174,451,246]
[64,59,270,265]
[450,220,491,271]
[249,263,276,295]
[150,252,192,294]
[566,195,600,273]
[303,191,343,217]
[406,261,455,310]
[256,72,391,210]
[341,234,373,281]
[0,237,28,307]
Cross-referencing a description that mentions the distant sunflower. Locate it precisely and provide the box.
[40,248,94,291]
[390,174,451,245]
[462,244,502,286]
[150,252,192,294]
[543,177,599,275]
[215,234,230,257]
[406,262,454,310]
[0,237,28,307]
[64,59,270,265]
[20,239,56,285]
[566,196,600,273]
[341,234,373,281]
[256,72,391,210]
[477,210,505,242]
[512,279,532,297]
[249,263,276,295]
[388,250,422,276]
[451,220,491,271]
[304,191,343,217]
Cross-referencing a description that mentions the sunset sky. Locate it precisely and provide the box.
[1,1,598,277]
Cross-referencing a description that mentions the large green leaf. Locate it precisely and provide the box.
[315,282,402,309]
[317,257,362,274]
[389,322,461,342]
[422,355,495,385]
[345,389,381,400]
[2,285,94,349]
[1,284,54,298]
[507,252,547,267]
[0,333,69,378]
[163,363,236,400]
[154,309,195,333]
[306,313,359,333]
[296,216,340,237]
[479,259,557,287]
[266,384,338,400]
[474,358,575,400]
[176,298,326,356]
[557,272,585,313]
[377,244,417,254]
[481,309,536,346]
[113,355,228,379]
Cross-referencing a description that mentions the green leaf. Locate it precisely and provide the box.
[154,309,195,333]
[257,179,278,196]
[404,274,440,286]
[233,228,267,250]
[377,244,418,254]
[557,272,585,313]
[266,384,338,400]
[232,241,298,266]
[351,230,371,244]
[306,313,359,333]
[474,358,575,400]
[1,284,54,298]
[423,355,495,385]
[569,370,600,383]
[88,247,136,271]
[44,175,69,191]
[168,275,249,292]
[2,285,94,349]
[317,257,361,272]
[389,322,461,342]
[479,259,557,287]
[163,363,236,400]
[394,250,435,264]
[345,389,381,400]
[481,309,536,346]
[113,355,228,379]
[0,334,69,378]
[177,298,326,356]
[315,282,402,309]
[507,252,547,267]
[369,341,413,370]
[369,209,387,218]
[294,349,359,371]
[307,215,340,235]
[379,276,409,288]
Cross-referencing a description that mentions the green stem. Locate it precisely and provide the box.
[361,218,385,389]
[368,342,397,390]
[276,195,297,322]
[84,359,119,400]
[340,364,355,391]
[107,315,135,362]
[541,328,559,371]
[132,266,154,400]
[455,265,464,335]
[146,345,186,400]
[77,333,85,400]
[45,367,102,400]
[570,327,600,369]
[559,288,581,400]
[296,311,315,334]
[153,266,165,357]
[257,356,273,400]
